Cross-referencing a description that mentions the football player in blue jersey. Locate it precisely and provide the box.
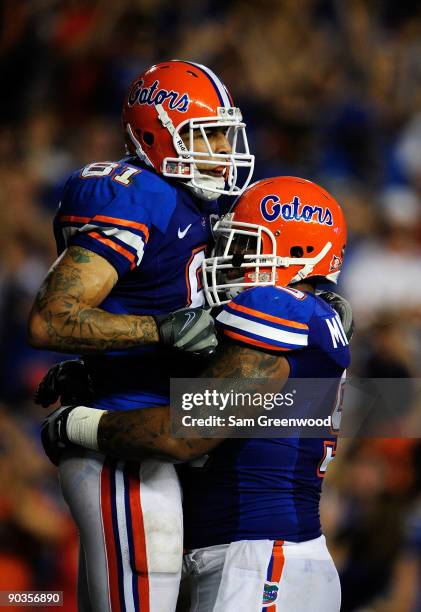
[40,176,351,611]
[28,60,254,612]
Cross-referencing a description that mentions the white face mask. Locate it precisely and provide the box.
[202,214,334,307]
[126,104,254,201]
[158,107,255,200]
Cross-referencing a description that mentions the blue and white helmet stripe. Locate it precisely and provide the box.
[186,62,232,108]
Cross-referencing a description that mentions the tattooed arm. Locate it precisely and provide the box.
[28,246,159,353]
[41,340,289,463]
[96,341,290,461]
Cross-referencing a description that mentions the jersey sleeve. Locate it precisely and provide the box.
[54,162,175,277]
[215,286,313,351]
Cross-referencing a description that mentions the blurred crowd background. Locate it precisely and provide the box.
[0,0,421,610]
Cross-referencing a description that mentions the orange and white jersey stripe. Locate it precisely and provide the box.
[59,214,149,271]
[216,286,311,352]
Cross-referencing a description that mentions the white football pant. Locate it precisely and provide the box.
[183,535,340,612]
[59,450,183,612]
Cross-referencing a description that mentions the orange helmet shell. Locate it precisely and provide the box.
[121,60,254,199]
[236,176,347,285]
[122,60,233,172]
[202,176,347,306]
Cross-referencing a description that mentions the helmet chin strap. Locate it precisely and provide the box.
[288,242,332,283]
[126,124,154,168]
[184,168,225,201]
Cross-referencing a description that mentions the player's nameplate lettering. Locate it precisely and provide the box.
[325,315,348,348]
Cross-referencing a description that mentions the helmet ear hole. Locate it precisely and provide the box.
[306,246,314,253]
[290,246,304,258]
[143,131,154,146]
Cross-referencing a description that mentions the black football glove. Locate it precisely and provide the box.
[41,405,76,465]
[155,307,217,357]
[35,360,94,409]
[317,290,354,341]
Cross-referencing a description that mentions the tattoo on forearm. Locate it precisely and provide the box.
[99,408,172,459]
[31,246,158,352]
[98,407,220,461]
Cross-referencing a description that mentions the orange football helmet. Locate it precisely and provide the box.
[202,176,347,306]
[122,60,254,200]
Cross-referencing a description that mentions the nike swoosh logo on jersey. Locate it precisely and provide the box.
[178,224,192,239]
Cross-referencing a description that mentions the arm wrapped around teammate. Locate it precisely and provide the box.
[35,307,217,411]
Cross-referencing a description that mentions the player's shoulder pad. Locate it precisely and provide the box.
[310,294,350,356]
[216,286,314,352]
[61,160,177,232]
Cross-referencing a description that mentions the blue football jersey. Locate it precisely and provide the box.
[180,285,350,548]
[53,158,219,409]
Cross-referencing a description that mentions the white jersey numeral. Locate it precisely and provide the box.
[114,167,141,185]
[81,162,119,177]
[318,441,336,476]
[81,162,140,186]
[276,286,306,300]
[186,247,206,307]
